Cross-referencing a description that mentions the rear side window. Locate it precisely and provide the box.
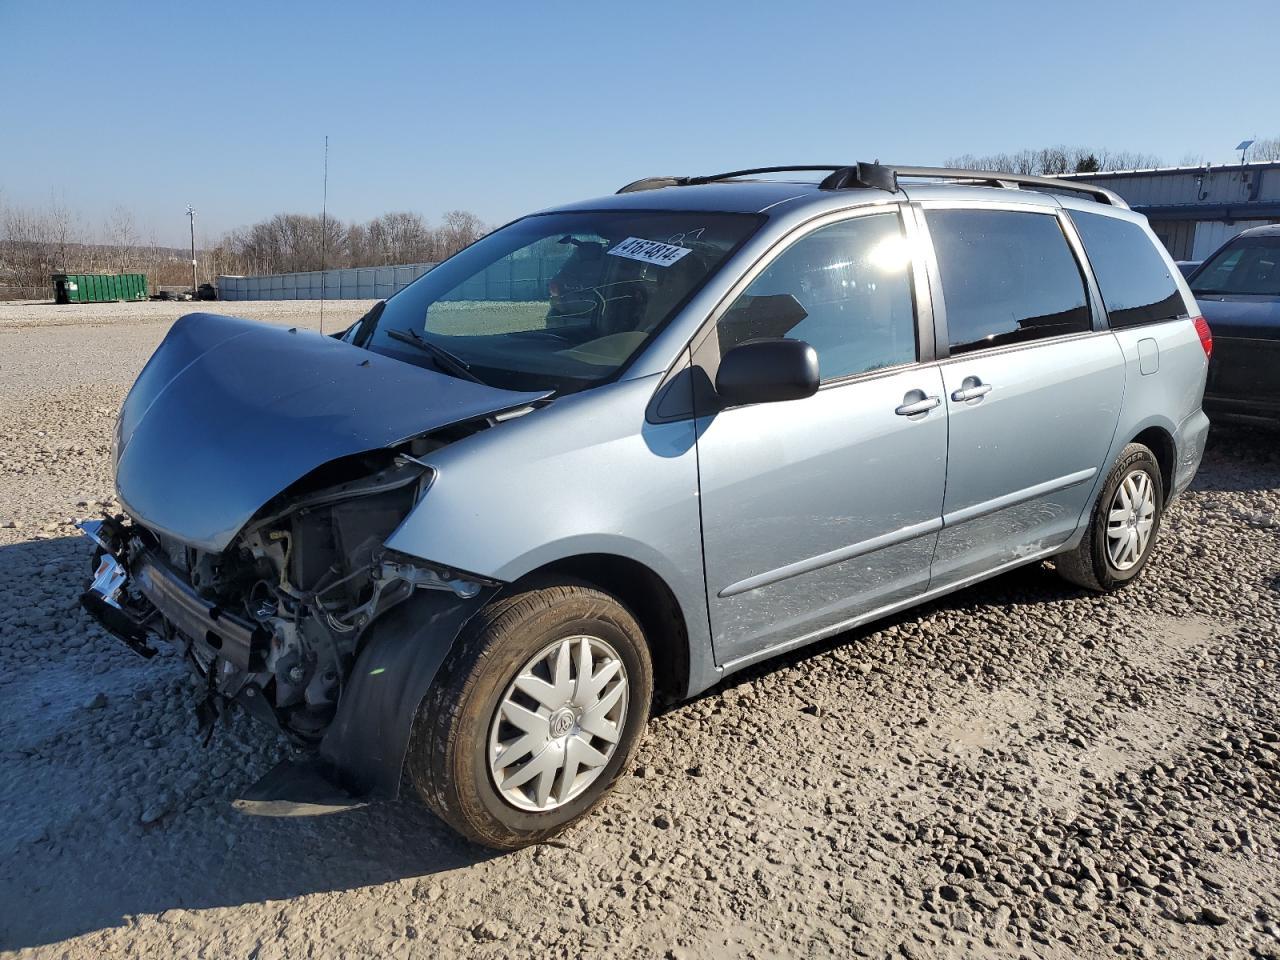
[1068,210,1185,328]
[926,209,1090,355]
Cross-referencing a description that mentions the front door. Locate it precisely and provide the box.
[695,209,948,665]
[920,205,1126,586]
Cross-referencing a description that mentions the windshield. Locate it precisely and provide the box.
[353,210,761,392]
[1191,236,1280,296]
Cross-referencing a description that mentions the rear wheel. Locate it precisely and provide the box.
[1056,442,1164,592]
[408,580,652,849]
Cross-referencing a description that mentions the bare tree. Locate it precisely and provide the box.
[47,196,77,273]
[943,146,1163,176]
[437,210,486,259]
[106,206,138,273]
[1251,137,1280,162]
[1094,149,1162,171]
[231,213,329,273]
[358,211,432,265]
[2,203,64,296]
[208,208,487,277]
[0,199,490,298]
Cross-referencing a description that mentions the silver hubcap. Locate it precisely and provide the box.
[488,635,628,812]
[1106,469,1156,571]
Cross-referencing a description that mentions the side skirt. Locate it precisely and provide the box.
[718,543,1065,675]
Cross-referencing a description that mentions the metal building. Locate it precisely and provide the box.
[1061,161,1280,262]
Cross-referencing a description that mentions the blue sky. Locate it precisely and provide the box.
[2,0,1276,246]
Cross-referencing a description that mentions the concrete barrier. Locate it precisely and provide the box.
[216,263,436,301]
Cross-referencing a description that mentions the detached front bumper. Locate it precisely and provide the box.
[78,518,267,669]
[77,516,502,800]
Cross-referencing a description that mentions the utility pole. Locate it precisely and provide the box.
[187,205,198,294]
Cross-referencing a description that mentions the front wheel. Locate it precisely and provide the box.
[1055,442,1165,592]
[408,580,653,849]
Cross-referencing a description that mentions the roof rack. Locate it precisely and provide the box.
[616,163,1127,208]
[882,165,1128,208]
[617,166,840,193]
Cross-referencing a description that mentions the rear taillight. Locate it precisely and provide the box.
[1193,316,1213,358]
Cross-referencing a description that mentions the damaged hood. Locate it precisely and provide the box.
[115,313,548,552]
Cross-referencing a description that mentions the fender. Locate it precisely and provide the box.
[318,586,499,799]
[382,374,718,693]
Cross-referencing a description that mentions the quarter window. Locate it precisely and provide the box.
[1069,210,1186,327]
[716,212,917,382]
[926,209,1091,354]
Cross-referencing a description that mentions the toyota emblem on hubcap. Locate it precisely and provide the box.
[549,708,575,738]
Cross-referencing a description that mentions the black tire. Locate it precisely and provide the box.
[408,580,653,850]
[1056,442,1165,592]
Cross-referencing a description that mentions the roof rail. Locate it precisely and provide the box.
[617,166,854,194]
[616,163,1128,207]
[880,165,1128,208]
[616,176,687,193]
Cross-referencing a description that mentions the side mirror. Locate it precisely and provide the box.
[715,338,819,406]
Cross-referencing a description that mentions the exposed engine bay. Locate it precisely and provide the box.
[81,435,495,744]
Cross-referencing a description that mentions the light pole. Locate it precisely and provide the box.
[187,205,198,294]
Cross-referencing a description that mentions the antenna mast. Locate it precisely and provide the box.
[320,135,329,334]
[186,205,197,296]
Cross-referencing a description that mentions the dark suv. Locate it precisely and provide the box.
[1188,224,1280,424]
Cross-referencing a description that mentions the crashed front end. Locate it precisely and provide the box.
[77,312,544,795]
[80,451,487,743]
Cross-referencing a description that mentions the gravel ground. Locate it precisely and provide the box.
[1,301,1277,959]
[0,298,377,329]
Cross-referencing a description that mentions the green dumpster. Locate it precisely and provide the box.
[51,273,148,304]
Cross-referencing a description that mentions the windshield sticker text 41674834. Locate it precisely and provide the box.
[607,237,694,268]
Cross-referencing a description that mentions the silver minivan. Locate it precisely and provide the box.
[81,164,1211,848]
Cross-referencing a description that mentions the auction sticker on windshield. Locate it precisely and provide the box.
[607,237,694,267]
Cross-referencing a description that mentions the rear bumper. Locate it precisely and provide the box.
[1204,394,1280,426]
[1173,409,1210,498]
[1205,333,1279,424]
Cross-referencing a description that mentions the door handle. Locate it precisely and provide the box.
[951,377,993,402]
[895,392,941,417]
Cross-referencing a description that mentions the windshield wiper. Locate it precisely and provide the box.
[351,300,386,345]
[386,328,485,384]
